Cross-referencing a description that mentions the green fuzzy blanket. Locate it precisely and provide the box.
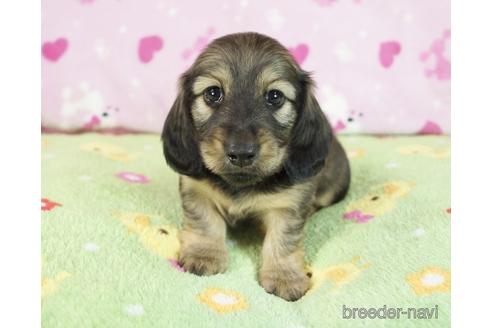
[41,134,450,327]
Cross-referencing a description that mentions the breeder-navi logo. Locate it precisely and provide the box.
[342,305,439,320]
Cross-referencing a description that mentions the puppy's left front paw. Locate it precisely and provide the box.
[259,268,310,301]
[178,247,228,276]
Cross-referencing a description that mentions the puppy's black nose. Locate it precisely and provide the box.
[226,143,258,167]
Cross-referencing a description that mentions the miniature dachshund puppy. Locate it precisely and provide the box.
[162,32,350,301]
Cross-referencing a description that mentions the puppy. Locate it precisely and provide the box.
[161,32,350,301]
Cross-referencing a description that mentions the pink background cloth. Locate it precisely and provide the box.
[42,0,450,134]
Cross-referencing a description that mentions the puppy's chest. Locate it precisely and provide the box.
[182,176,312,225]
[214,192,270,226]
[207,184,311,226]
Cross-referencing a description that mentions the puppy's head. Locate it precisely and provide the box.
[162,32,332,187]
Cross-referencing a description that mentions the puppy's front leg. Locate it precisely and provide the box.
[178,187,228,276]
[259,209,309,301]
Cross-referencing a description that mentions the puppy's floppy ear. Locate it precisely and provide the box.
[161,76,204,177]
[284,72,332,182]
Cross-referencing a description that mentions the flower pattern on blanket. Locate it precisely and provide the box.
[406,267,451,295]
[81,142,135,161]
[40,134,451,325]
[397,144,450,159]
[343,181,413,223]
[113,212,180,260]
[198,288,248,313]
[308,256,370,294]
[41,198,62,212]
[115,172,150,184]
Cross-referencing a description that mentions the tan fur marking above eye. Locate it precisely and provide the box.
[272,102,297,127]
[192,76,221,95]
[192,68,232,95]
[257,66,283,89]
[268,80,296,100]
[191,97,213,125]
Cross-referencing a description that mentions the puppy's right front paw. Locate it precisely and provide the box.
[178,247,228,276]
[259,267,310,301]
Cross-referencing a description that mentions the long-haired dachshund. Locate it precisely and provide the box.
[162,32,350,301]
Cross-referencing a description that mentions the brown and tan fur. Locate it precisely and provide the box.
[162,32,350,301]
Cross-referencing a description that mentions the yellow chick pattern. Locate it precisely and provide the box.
[343,181,413,223]
[113,212,180,260]
[81,142,135,161]
[42,271,71,299]
[308,256,370,294]
[397,144,450,159]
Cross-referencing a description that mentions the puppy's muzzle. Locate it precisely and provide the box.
[225,141,258,167]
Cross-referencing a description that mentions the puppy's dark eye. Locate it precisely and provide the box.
[204,86,223,104]
[265,89,285,107]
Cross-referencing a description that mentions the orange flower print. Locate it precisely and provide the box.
[406,267,451,296]
[41,198,62,211]
[198,288,248,313]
